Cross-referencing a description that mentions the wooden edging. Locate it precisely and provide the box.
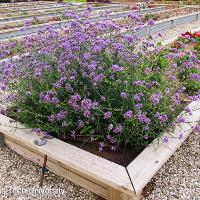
[0,99,200,199]
[0,114,136,200]
[127,100,200,195]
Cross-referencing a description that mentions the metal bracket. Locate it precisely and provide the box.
[0,132,5,147]
[39,155,48,188]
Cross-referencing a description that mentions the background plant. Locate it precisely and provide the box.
[172,32,200,94]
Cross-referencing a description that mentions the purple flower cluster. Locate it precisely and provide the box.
[124,110,133,119]
[155,112,168,123]
[137,111,151,125]
[150,92,162,106]
[40,91,59,104]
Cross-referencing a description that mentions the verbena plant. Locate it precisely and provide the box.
[173,32,200,94]
[0,12,199,151]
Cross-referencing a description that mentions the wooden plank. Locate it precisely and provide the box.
[4,133,108,191]
[108,187,122,200]
[0,114,134,196]
[47,160,107,199]
[122,193,140,200]
[4,138,44,166]
[107,187,138,200]
[4,138,108,198]
[127,100,200,194]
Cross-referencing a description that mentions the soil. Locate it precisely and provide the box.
[82,145,140,167]
[59,135,145,167]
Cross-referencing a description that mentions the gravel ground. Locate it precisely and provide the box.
[142,132,200,200]
[0,146,100,200]
[0,132,199,200]
[160,19,200,44]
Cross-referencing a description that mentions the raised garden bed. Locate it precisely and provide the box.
[0,4,126,24]
[148,5,200,21]
[0,3,83,14]
[0,6,167,40]
[0,99,199,199]
[0,1,57,7]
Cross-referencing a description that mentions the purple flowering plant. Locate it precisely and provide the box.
[172,33,200,94]
[0,12,199,152]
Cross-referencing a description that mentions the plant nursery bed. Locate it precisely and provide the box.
[0,1,56,8]
[0,4,125,23]
[154,6,200,21]
[0,6,170,41]
[0,4,127,30]
[0,4,83,15]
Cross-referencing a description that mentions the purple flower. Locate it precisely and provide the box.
[174,92,181,105]
[83,110,91,118]
[155,112,168,123]
[194,125,200,133]
[68,94,81,111]
[48,115,55,122]
[144,135,149,140]
[137,112,151,125]
[113,125,123,134]
[108,124,114,130]
[165,88,170,95]
[147,19,155,25]
[71,130,76,139]
[33,128,41,135]
[135,103,143,109]
[99,142,105,152]
[176,116,186,123]
[56,110,67,121]
[185,107,192,115]
[51,97,59,104]
[133,93,144,102]
[107,135,115,144]
[77,120,84,128]
[120,92,128,98]
[124,110,133,119]
[25,20,31,28]
[100,96,106,101]
[150,92,162,106]
[133,80,146,86]
[163,136,168,143]
[111,65,124,72]
[178,133,183,140]
[104,112,112,119]
[190,73,200,81]
[81,98,93,110]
